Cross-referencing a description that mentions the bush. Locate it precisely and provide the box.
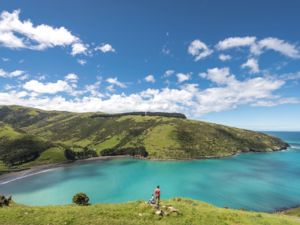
[0,195,12,207]
[72,193,89,205]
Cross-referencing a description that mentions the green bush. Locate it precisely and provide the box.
[72,193,89,206]
[0,195,12,207]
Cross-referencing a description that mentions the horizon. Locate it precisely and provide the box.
[0,0,300,130]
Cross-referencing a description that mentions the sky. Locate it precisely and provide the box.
[0,0,300,131]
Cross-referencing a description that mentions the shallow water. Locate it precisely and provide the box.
[1,131,300,212]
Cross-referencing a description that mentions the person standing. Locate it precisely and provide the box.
[154,185,160,206]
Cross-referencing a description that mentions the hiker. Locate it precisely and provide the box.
[147,194,156,205]
[154,185,160,206]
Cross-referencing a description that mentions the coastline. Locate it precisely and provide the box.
[0,146,299,213]
[0,155,131,185]
[0,145,290,185]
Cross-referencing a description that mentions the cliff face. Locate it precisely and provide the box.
[0,105,289,170]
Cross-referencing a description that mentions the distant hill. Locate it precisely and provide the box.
[0,105,288,173]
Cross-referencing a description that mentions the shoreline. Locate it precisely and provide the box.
[0,145,291,184]
[0,147,299,213]
[0,155,131,185]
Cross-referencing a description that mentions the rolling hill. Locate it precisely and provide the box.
[0,105,288,173]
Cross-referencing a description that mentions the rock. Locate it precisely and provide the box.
[155,209,164,216]
[167,206,180,214]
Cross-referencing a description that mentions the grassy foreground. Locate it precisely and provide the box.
[0,198,299,225]
[281,207,300,218]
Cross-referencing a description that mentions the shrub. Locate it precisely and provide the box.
[0,195,12,207]
[64,147,98,160]
[72,193,89,205]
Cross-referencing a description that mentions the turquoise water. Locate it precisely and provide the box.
[1,132,300,212]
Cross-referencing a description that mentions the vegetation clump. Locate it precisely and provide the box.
[64,147,97,160]
[0,195,12,207]
[91,111,187,119]
[72,193,90,206]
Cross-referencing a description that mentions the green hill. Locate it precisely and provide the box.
[0,198,299,225]
[0,105,288,173]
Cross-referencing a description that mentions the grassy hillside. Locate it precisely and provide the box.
[281,207,300,218]
[0,198,299,225]
[0,105,288,173]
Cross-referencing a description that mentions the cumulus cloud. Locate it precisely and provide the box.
[0,72,289,116]
[106,77,126,88]
[241,58,260,73]
[95,43,115,53]
[257,37,300,58]
[188,40,213,61]
[145,74,155,83]
[71,43,87,56]
[216,36,256,50]
[77,59,87,65]
[163,70,175,77]
[0,9,87,55]
[216,36,300,59]
[176,73,190,83]
[23,80,71,94]
[219,54,231,61]
[65,73,78,83]
[200,67,235,85]
[0,68,25,78]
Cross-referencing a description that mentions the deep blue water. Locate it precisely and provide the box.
[1,131,300,212]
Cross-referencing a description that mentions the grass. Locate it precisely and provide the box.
[22,147,67,167]
[144,124,182,159]
[0,198,299,225]
[0,160,8,174]
[281,207,300,218]
[0,105,289,171]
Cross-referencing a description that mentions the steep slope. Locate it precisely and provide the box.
[0,198,299,225]
[0,105,288,171]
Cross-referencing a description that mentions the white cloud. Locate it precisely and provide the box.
[258,37,300,58]
[241,58,260,73]
[23,80,71,94]
[71,43,87,56]
[216,36,300,59]
[145,74,155,83]
[77,59,87,65]
[216,36,256,50]
[106,85,115,92]
[163,70,175,77]
[0,9,87,55]
[176,73,190,83]
[1,57,9,62]
[219,54,231,61]
[200,67,235,85]
[65,73,78,83]
[0,68,25,78]
[162,46,171,55]
[0,66,295,117]
[9,70,25,77]
[95,43,115,53]
[253,97,300,107]
[188,40,213,61]
[0,73,288,116]
[106,77,126,88]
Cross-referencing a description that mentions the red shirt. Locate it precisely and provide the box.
[155,188,160,197]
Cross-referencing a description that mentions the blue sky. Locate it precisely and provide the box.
[0,0,300,130]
